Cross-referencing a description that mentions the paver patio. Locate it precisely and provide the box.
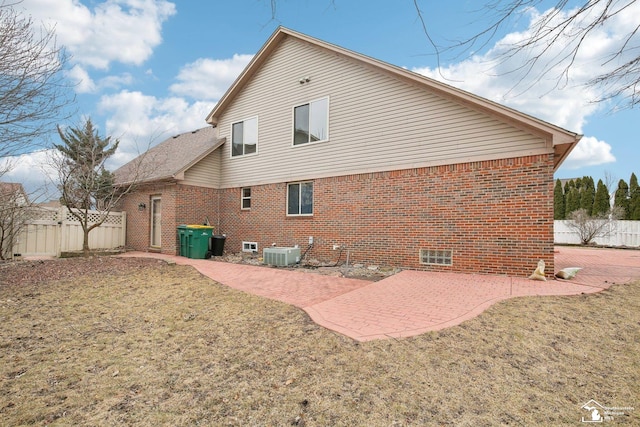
[120,246,640,341]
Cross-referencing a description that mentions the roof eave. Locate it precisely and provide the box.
[115,176,179,188]
[206,28,287,125]
[207,26,581,146]
[553,134,582,172]
[205,25,584,177]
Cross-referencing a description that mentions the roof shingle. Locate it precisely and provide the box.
[114,126,223,185]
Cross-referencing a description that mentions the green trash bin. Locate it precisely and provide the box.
[186,225,214,259]
[177,225,188,257]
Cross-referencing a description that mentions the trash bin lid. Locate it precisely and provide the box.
[186,224,214,229]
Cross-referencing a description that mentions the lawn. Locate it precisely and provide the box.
[1,257,638,425]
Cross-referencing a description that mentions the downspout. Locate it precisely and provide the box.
[216,187,221,234]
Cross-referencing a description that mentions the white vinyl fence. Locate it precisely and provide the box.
[13,207,126,258]
[554,220,640,247]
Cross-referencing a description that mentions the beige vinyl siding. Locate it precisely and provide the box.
[183,149,221,188]
[216,36,548,188]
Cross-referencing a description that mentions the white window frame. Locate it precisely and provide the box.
[150,196,161,248]
[286,181,314,216]
[241,187,251,210]
[292,97,329,147]
[231,116,258,157]
[242,241,258,253]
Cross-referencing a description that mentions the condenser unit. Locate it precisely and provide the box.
[263,247,301,266]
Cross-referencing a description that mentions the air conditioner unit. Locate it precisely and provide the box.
[263,247,301,266]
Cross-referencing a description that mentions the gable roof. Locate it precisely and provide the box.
[114,126,224,185]
[206,27,581,170]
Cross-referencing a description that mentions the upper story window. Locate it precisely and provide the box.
[293,97,328,146]
[232,117,258,157]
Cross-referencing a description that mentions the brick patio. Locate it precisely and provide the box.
[120,246,640,342]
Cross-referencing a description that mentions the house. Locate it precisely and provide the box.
[0,182,28,207]
[115,27,581,276]
[115,126,222,251]
[37,200,62,208]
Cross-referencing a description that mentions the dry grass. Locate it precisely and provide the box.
[1,257,638,426]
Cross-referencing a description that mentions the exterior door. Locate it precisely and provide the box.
[151,197,161,248]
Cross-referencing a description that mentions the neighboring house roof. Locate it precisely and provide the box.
[206,27,581,170]
[0,182,28,205]
[37,200,62,208]
[114,126,224,185]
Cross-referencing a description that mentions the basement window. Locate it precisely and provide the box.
[420,249,453,266]
[242,241,258,253]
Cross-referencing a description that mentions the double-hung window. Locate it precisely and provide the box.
[287,182,313,216]
[293,97,328,145]
[241,187,251,210]
[231,117,258,157]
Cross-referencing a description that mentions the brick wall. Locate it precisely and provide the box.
[174,184,218,232]
[219,154,555,276]
[119,183,217,255]
[119,183,175,253]
[119,154,554,276]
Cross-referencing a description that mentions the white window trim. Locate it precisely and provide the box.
[230,116,259,158]
[291,96,329,147]
[241,187,251,210]
[286,181,314,217]
[242,241,258,253]
[150,196,161,248]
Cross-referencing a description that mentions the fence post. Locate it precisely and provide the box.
[121,211,127,249]
[57,206,65,257]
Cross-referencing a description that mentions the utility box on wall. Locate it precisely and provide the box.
[263,247,301,266]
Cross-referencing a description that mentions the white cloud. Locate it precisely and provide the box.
[65,65,97,94]
[170,54,254,100]
[65,65,133,94]
[411,2,640,171]
[5,88,215,193]
[561,136,616,170]
[98,90,213,168]
[412,49,601,133]
[21,0,176,70]
[96,52,254,167]
[99,73,134,90]
[2,150,59,198]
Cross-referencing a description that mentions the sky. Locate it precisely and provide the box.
[5,0,639,197]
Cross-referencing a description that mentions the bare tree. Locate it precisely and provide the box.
[603,170,617,194]
[413,0,640,109]
[566,206,623,245]
[0,182,30,259]
[0,1,74,163]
